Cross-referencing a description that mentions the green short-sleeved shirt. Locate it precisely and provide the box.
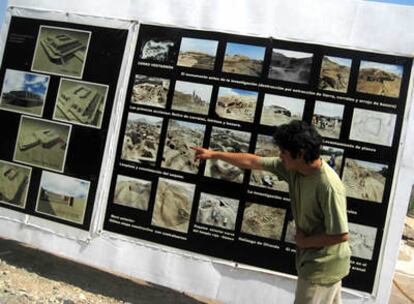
[260,157,351,284]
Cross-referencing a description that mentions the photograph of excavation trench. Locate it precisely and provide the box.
[318,56,352,93]
[311,100,344,139]
[268,49,313,84]
[222,42,265,77]
[113,175,152,211]
[260,94,305,127]
[320,145,344,175]
[177,37,218,70]
[348,222,377,260]
[215,87,258,123]
[0,160,31,208]
[172,81,212,115]
[131,75,170,109]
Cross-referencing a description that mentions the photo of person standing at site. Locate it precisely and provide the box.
[192,120,351,304]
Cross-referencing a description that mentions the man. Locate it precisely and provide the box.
[192,120,351,304]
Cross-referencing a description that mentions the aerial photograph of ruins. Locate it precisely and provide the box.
[222,42,265,77]
[32,26,91,78]
[121,113,163,165]
[177,37,218,70]
[0,69,49,116]
[268,49,313,84]
[196,193,239,230]
[172,80,212,115]
[312,101,344,139]
[139,36,176,64]
[14,116,71,172]
[284,220,296,244]
[151,178,195,233]
[161,120,205,174]
[318,56,352,93]
[113,175,152,211]
[241,203,286,240]
[349,108,396,147]
[131,75,170,109]
[260,94,305,126]
[215,87,258,123]
[0,160,31,208]
[54,79,108,128]
[204,127,251,183]
[356,60,403,98]
[342,158,387,203]
[320,145,344,175]
[348,222,377,260]
[36,171,90,224]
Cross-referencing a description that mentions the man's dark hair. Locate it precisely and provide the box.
[272,120,322,163]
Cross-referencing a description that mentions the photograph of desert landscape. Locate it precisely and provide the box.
[349,108,396,147]
[349,222,377,260]
[151,178,195,233]
[241,203,286,240]
[161,120,205,174]
[356,60,403,98]
[0,160,31,208]
[320,145,344,175]
[215,87,258,123]
[222,42,265,77]
[205,127,251,183]
[36,171,90,224]
[284,220,296,244]
[131,75,170,109]
[268,49,313,84]
[342,158,387,203]
[177,37,218,70]
[318,56,352,93]
[121,113,163,165]
[113,175,152,211]
[312,101,344,139]
[139,36,176,64]
[260,94,305,126]
[196,192,239,230]
[172,80,212,115]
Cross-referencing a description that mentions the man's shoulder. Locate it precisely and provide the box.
[319,161,345,194]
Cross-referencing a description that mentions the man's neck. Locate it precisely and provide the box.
[297,158,322,176]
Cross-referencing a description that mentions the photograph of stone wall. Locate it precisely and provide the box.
[222,42,265,77]
[284,220,296,244]
[349,222,377,260]
[318,56,352,93]
[139,36,177,64]
[0,160,31,208]
[131,75,170,109]
[260,94,305,126]
[177,37,218,70]
[113,175,152,211]
[312,101,344,139]
[268,49,313,84]
[320,145,344,175]
[215,87,258,123]
[172,81,212,115]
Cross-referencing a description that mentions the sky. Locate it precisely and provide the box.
[174,80,213,101]
[218,87,258,97]
[41,171,90,198]
[263,94,305,115]
[314,100,345,117]
[179,37,218,56]
[368,0,414,5]
[225,43,265,61]
[2,69,49,96]
[325,56,352,67]
[360,60,403,76]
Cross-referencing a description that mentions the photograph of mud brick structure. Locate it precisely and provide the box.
[0,160,31,208]
[131,75,170,109]
[113,175,152,211]
[268,49,313,84]
[260,94,305,127]
[222,42,265,77]
[311,100,344,139]
[172,80,212,115]
[320,145,344,175]
[177,37,218,70]
[348,222,377,260]
[215,87,258,123]
[139,35,177,64]
[318,56,352,93]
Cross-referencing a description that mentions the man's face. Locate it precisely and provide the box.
[279,148,302,171]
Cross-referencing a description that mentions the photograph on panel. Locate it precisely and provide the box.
[172,80,212,115]
[0,160,31,208]
[342,158,387,203]
[177,37,219,70]
[14,116,71,172]
[349,108,396,147]
[241,202,286,240]
[260,94,305,126]
[268,49,313,84]
[318,56,352,93]
[348,222,377,260]
[161,120,205,174]
[113,175,152,211]
[356,60,403,98]
[196,192,239,230]
[311,101,344,139]
[131,75,170,109]
[53,79,108,128]
[151,178,195,233]
[249,134,289,192]
[222,42,265,77]
[139,34,177,64]
[36,171,90,224]
[121,113,163,165]
[204,127,251,183]
[0,69,50,117]
[320,145,344,176]
[31,26,91,79]
[284,220,296,244]
[215,87,258,123]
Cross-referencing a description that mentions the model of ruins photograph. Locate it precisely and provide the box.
[139,36,177,64]
[348,222,377,260]
[53,79,108,128]
[320,145,344,175]
[131,75,170,109]
[14,116,71,172]
[121,113,163,165]
[151,178,195,233]
[113,175,152,211]
[0,160,31,208]
[349,108,396,147]
[311,101,344,139]
[177,37,218,70]
[36,171,89,224]
[215,87,258,123]
[318,56,352,93]
[0,69,50,117]
[241,203,286,240]
[204,127,251,183]
[222,42,265,77]
[196,193,239,230]
[161,120,205,174]
[342,158,387,203]
[268,49,313,84]
[31,26,91,78]
[260,94,305,126]
[172,81,212,115]
[356,60,403,98]
[284,220,296,244]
